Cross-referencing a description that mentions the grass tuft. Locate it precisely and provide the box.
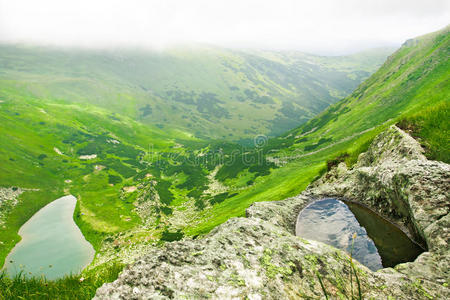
[397,101,449,163]
[0,262,123,300]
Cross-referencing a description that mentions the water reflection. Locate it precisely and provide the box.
[295,198,423,271]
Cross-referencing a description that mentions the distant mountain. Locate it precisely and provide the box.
[0,45,392,139]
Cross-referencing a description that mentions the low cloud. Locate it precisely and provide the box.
[0,0,449,54]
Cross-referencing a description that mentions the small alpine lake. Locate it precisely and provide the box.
[3,195,95,279]
[295,198,424,271]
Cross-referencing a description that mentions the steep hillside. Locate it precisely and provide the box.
[0,45,391,139]
[181,26,449,235]
[277,26,449,153]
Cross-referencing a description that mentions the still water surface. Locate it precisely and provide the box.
[3,195,94,279]
[296,198,424,271]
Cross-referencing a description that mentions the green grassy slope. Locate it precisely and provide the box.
[398,101,449,163]
[0,91,206,266]
[1,86,256,271]
[184,26,449,235]
[0,45,391,140]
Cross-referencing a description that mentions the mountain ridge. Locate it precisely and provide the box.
[0,44,392,139]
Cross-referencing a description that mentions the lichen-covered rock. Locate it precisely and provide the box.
[245,194,312,234]
[96,216,447,299]
[95,126,449,299]
[96,217,365,299]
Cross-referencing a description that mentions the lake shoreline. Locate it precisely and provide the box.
[3,195,95,279]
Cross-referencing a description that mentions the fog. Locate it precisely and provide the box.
[0,0,449,54]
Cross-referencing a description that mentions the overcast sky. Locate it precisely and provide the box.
[0,0,449,54]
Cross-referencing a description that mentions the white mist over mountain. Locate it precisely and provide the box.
[0,0,449,54]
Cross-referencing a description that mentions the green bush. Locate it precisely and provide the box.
[108,174,122,185]
[161,229,184,242]
[155,180,174,205]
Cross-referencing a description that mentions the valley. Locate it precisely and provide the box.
[0,45,392,269]
[0,45,392,139]
[0,25,449,300]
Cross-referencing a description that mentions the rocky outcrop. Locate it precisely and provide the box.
[0,187,23,227]
[95,126,449,299]
[310,126,449,248]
